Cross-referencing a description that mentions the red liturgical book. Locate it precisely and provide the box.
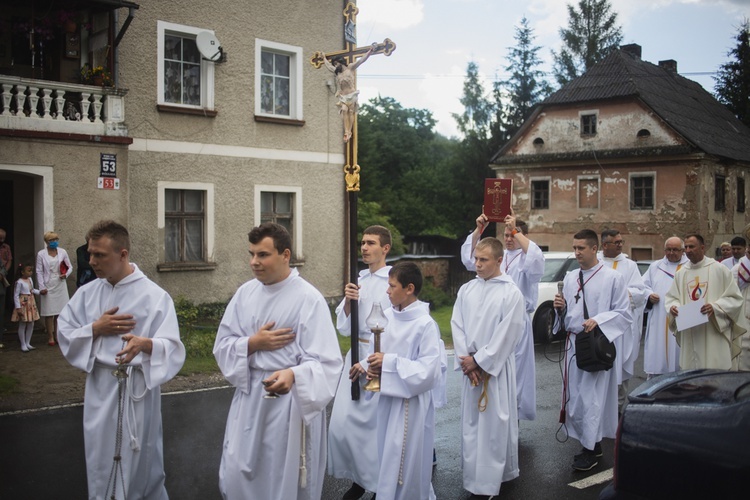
[483,178,513,222]
[60,261,69,277]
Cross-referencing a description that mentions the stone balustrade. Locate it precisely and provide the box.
[0,75,128,137]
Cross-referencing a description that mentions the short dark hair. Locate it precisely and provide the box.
[364,225,392,247]
[389,261,423,296]
[87,220,130,252]
[516,219,529,235]
[731,236,746,247]
[248,223,292,254]
[574,229,599,248]
[476,237,504,260]
[685,233,705,245]
[601,229,620,242]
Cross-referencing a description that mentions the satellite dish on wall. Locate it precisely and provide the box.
[196,31,225,62]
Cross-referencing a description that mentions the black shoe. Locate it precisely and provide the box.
[572,449,599,471]
[342,482,365,500]
[575,442,603,459]
[593,441,602,457]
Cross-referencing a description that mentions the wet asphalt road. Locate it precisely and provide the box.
[1,341,643,499]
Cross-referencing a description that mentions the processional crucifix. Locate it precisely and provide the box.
[311,1,395,400]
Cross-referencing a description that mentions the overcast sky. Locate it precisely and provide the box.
[352,0,750,138]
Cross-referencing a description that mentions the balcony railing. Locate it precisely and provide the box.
[0,75,128,137]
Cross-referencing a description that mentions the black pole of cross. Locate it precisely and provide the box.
[311,1,395,400]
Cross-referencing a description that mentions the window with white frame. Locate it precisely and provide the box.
[630,173,655,210]
[254,185,303,260]
[254,39,303,120]
[157,21,215,109]
[158,182,215,268]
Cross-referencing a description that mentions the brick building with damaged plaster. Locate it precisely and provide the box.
[492,44,750,260]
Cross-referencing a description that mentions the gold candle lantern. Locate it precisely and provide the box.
[363,302,388,392]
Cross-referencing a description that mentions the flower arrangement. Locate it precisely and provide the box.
[81,64,113,87]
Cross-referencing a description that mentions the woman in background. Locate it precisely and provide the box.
[36,231,72,346]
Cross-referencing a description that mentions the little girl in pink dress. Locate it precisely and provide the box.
[11,263,40,352]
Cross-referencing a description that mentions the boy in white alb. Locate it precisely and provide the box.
[453,237,526,498]
[354,262,441,500]
[328,226,392,499]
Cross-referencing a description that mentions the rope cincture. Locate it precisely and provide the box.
[398,399,409,486]
[477,373,490,413]
[106,363,129,500]
[299,421,307,489]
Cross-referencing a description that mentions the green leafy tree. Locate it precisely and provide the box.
[552,0,623,86]
[497,16,553,140]
[358,96,460,237]
[357,200,406,255]
[714,19,750,127]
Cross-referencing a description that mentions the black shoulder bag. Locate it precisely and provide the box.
[575,269,616,372]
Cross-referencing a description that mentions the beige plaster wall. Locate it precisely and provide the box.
[0,137,130,296]
[512,100,685,155]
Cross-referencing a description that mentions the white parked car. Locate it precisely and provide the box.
[532,252,580,343]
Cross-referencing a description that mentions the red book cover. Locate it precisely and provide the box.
[483,178,513,222]
[60,261,69,277]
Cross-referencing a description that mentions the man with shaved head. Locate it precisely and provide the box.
[642,237,689,377]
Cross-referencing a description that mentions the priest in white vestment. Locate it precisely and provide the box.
[666,234,745,370]
[328,226,392,499]
[598,230,648,408]
[554,229,631,471]
[58,221,185,500]
[213,223,342,500]
[359,262,440,500]
[461,212,544,421]
[732,248,750,370]
[642,237,688,377]
[453,237,525,497]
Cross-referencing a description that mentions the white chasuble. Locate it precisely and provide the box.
[665,257,745,370]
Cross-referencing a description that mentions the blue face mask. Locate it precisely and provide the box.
[48,241,59,249]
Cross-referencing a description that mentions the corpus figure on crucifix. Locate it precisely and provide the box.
[321,45,374,143]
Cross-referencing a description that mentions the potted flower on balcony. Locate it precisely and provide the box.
[81,64,113,87]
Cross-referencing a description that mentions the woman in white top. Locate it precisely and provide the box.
[36,231,72,346]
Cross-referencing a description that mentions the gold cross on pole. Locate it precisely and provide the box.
[310,1,395,401]
[311,1,395,192]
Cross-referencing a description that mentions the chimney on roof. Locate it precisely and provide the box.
[621,43,642,59]
[659,59,678,73]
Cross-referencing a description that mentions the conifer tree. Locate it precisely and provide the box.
[497,16,552,141]
[552,0,623,86]
[714,19,750,127]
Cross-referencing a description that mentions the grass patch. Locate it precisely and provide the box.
[0,374,20,395]
[179,325,219,376]
[180,355,219,375]
[431,305,454,350]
